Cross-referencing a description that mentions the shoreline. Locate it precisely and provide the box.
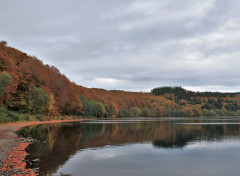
[0,119,89,175]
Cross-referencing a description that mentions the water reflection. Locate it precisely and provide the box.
[17,117,240,175]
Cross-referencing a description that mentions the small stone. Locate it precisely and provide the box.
[32,159,40,163]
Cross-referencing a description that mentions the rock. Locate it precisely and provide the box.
[20,137,40,144]
[32,167,40,172]
[32,159,40,163]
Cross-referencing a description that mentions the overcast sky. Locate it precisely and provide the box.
[1,0,240,92]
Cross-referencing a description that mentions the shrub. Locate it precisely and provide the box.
[35,114,45,121]
[29,87,49,115]
[129,107,141,117]
[141,107,152,117]
[215,109,224,116]
[203,109,216,116]
[0,107,33,123]
[224,111,236,116]
[118,109,129,118]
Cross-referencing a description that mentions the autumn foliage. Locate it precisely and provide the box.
[1,41,240,122]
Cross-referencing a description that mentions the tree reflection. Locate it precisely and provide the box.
[17,118,240,175]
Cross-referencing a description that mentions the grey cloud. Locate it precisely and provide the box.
[1,0,240,92]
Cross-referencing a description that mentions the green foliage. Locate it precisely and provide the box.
[215,109,224,116]
[164,109,172,117]
[118,109,130,118]
[172,109,187,117]
[80,96,107,117]
[35,114,45,121]
[0,72,12,97]
[202,98,223,110]
[129,107,141,117]
[97,102,107,117]
[164,108,187,117]
[141,107,152,117]
[225,100,238,111]
[203,109,216,116]
[151,86,187,96]
[151,86,194,102]
[29,87,49,115]
[224,111,236,116]
[0,107,31,123]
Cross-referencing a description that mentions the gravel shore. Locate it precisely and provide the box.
[0,125,21,161]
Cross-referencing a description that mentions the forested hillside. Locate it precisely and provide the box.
[1,41,240,123]
[152,87,240,117]
[0,41,175,122]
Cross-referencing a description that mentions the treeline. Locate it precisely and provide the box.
[151,87,240,117]
[1,41,240,123]
[151,86,239,98]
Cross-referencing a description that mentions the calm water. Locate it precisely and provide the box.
[17,117,240,176]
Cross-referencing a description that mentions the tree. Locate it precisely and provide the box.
[0,57,9,71]
[107,103,117,118]
[48,93,55,116]
[129,107,141,117]
[96,102,107,117]
[118,109,129,117]
[29,87,49,115]
[141,107,152,117]
[80,96,107,117]
[203,109,216,116]
[0,72,12,99]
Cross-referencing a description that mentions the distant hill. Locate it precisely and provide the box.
[0,41,240,123]
[151,86,240,116]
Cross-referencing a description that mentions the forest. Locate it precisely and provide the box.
[1,41,240,123]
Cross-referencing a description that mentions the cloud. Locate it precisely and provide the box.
[1,0,240,92]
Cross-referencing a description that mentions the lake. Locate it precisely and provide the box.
[17,117,240,176]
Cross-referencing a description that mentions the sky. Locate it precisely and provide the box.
[1,0,240,92]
